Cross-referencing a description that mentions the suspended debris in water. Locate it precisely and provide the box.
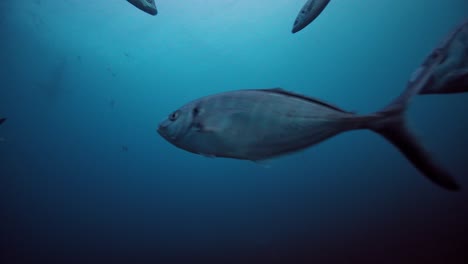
[106,66,117,77]
[36,58,68,98]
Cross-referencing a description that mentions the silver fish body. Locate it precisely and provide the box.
[412,18,468,94]
[127,0,158,16]
[292,0,331,34]
[159,88,366,161]
[158,87,461,191]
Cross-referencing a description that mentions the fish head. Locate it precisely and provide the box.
[291,0,331,34]
[127,0,158,16]
[292,9,307,34]
[418,19,468,94]
[157,97,231,157]
[157,102,199,144]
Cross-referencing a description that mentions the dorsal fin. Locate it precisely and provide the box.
[252,88,351,113]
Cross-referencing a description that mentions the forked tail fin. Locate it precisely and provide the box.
[368,114,460,191]
[365,75,461,191]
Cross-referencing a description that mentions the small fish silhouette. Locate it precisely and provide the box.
[127,0,158,16]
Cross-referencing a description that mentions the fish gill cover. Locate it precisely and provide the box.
[0,1,467,264]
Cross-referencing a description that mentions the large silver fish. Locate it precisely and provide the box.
[157,84,460,191]
[0,118,5,125]
[292,0,331,33]
[127,0,158,16]
[412,18,468,95]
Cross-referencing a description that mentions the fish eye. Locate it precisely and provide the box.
[430,48,448,64]
[431,48,442,59]
[169,110,180,121]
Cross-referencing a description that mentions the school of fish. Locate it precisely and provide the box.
[2,2,466,192]
[155,11,467,191]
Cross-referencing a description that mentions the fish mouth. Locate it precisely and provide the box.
[291,23,304,34]
[157,125,166,137]
[157,122,176,140]
[146,8,158,16]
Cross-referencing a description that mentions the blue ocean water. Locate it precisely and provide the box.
[0,0,467,263]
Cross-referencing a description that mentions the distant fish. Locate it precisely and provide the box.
[36,58,68,98]
[412,18,468,95]
[122,145,128,152]
[292,0,331,34]
[158,84,461,191]
[106,67,117,77]
[127,0,158,16]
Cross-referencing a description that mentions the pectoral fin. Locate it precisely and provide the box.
[442,68,468,93]
[193,122,219,133]
[194,110,248,133]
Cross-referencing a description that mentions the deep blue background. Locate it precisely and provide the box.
[1,1,467,263]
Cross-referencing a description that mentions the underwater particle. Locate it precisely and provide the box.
[127,0,158,16]
[28,11,44,29]
[157,86,461,191]
[106,67,117,77]
[110,99,116,108]
[36,58,68,98]
[292,0,331,33]
[122,145,128,152]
